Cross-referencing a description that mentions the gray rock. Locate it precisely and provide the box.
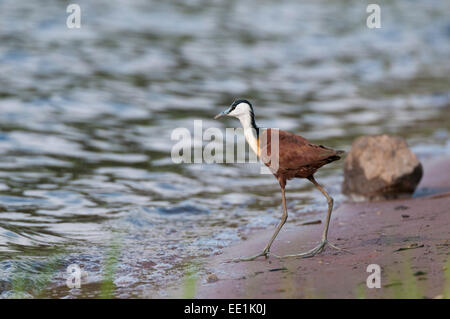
[342,135,423,201]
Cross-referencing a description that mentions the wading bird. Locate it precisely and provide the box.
[214,99,346,261]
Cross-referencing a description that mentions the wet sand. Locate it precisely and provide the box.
[196,156,450,298]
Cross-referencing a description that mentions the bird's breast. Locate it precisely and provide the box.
[244,129,260,157]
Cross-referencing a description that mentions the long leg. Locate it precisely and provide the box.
[233,184,288,262]
[272,175,349,259]
[264,186,288,252]
[309,175,333,242]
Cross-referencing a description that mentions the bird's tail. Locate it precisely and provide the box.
[325,149,346,164]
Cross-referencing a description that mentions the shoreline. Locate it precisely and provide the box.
[193,156,450,298]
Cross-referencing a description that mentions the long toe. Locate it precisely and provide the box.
[272,241,326,259]
[325,241,352,254]
[273,240,351,259]
[231,250,269,262]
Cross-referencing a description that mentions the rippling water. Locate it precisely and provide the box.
[0,0,449,298]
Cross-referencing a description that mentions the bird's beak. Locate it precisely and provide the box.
[214,106,232,120]
[214,111,226,120]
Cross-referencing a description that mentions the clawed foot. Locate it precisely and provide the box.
[271,240,350,259]
[230,240,351,262]
[231,249,270,262]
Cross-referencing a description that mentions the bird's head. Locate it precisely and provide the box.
[214,99,254,120]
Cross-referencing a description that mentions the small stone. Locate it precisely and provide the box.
[343,135,423,201]
[206,274,219,283]
[413,271,427,276]
[301,219,321,225]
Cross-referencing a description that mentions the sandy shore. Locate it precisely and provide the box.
[195,156,450,298]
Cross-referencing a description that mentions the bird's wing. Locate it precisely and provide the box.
[260,129,338,170]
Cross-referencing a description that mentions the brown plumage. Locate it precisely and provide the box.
[214,99,348,261]
[260,129,344,187]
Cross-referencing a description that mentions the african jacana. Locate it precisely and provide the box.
[214,99,346,261]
